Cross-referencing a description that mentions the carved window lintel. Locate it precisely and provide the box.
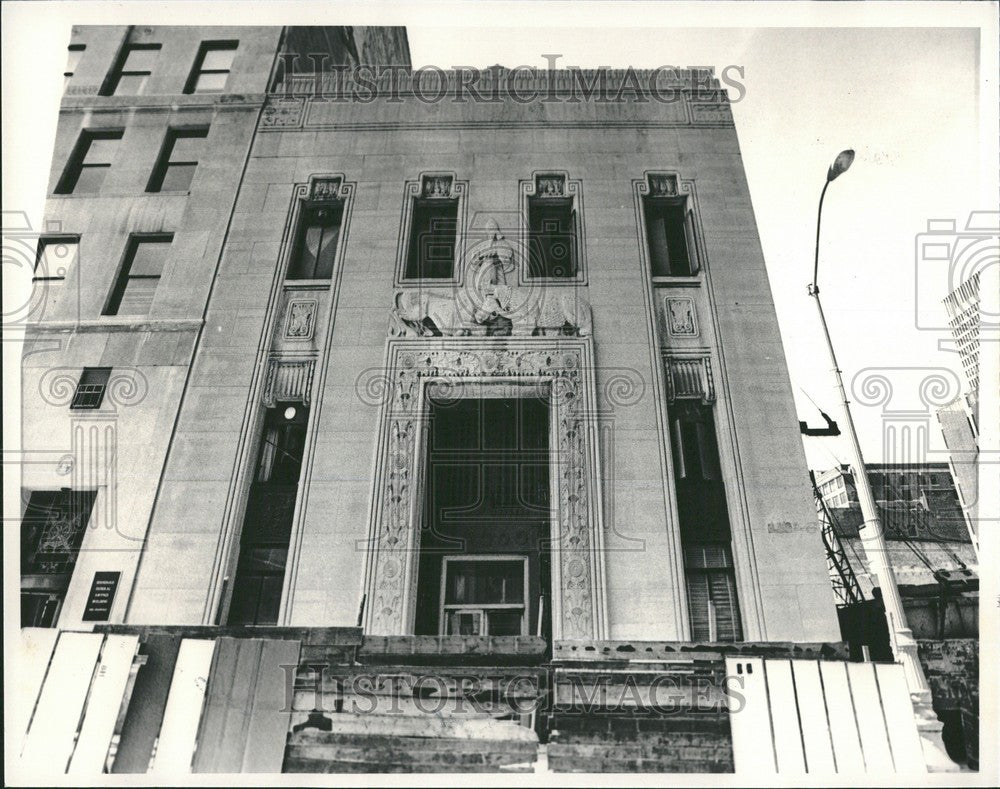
[262,358,315,407]
[665,356,715,404]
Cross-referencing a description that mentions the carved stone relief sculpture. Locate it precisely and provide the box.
[388,219,592,338]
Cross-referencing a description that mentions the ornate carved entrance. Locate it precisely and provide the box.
[361,338,608,639]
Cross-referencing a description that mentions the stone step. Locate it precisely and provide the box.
[548,742,733,773]
[289,711,538,741]
[284,755,535,773]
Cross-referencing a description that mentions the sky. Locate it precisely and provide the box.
[3,2,996,474]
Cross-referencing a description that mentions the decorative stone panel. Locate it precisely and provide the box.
[285,299,317,340]
[665,297,698,337]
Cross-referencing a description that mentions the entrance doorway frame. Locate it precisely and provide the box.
[361,337,608,640]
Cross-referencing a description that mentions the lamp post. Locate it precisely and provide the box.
[808,150,955,771]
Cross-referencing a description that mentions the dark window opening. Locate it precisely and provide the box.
[20,489,97,627]
[106,44,161,96]
[56,130,123,195]
[71,367,111,410]
[414,397,551,639]
[64,44,85,89]
[527,197,578,279]
[33,236,80,283]
[185,41,238,94]
[147,127,209,193]
[669,399,742,641]
[227,403,308,626]
[288,204,344,280]
[645,197,696,276]
[104,234,173,316]
[404,198,458,280]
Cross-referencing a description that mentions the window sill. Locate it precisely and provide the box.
[49,191,191,199]
[396,278,461,287]
[652,275,702,287]
[284,280,331,291]
[145,190,192,197]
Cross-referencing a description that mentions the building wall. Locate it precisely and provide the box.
[21,25,282,629]
[127,65,838,641]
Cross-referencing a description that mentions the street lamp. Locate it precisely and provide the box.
[807,150,955,771]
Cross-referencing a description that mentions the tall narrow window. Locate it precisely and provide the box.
[104,234,172,315]
[21,490,97,627]
[666,365,741,641]
[106,43,160,95]
[34,236,79,283]
[288,203,344,279]
[527,175,578,279]
[684,544,743,642]
[71,367,111,409]
[403,176,459,280]
[228,403,308,626]
[643,175,699,277]
[64,44,85,89]
[185,41,238,94]
[147,127,209,193]
[56,130,123,195]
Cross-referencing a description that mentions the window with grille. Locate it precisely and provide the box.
[20,489,97,627]
[185,41,238,94]
[684,544,742,642]
[106,43,160,96]
[404,196,458,280]
[288,204,344,279]
[70,367,111,409]
[64,44,85,89]
[104,234,173,315]
[644,195,699,277]
[56,130,123,194]
[33,236,79,283]
[147,127,209,192]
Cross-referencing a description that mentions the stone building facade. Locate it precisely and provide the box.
[19,26,955,777]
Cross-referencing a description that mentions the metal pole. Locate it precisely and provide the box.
[808,172,955,770]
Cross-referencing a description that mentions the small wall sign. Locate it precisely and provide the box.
[82,571,121,622]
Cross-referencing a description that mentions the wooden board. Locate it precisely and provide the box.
[725,656,776,773]
[819,661,865,773]
[764,659,806,773]
[242,639,300,772]
[68,634,140,774]
[110,633,182,773]
[192,636,251,773]
[193,637,301,774]
[14,628,59,748]
[20,632,103,773]
[790,660,836,774]
[150,639,216,775]
[874,663,926,775]
[846,661,894,772]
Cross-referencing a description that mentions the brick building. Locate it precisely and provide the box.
[14,25,950,776]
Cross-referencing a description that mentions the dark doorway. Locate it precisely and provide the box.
[414,396,551,638]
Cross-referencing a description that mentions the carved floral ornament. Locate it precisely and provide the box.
[362,341,604,639]
[310,177,343,202]
[389,219,593,338]
[421,174,453,199]
[535,174,566,197]
[648,174,679,197]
